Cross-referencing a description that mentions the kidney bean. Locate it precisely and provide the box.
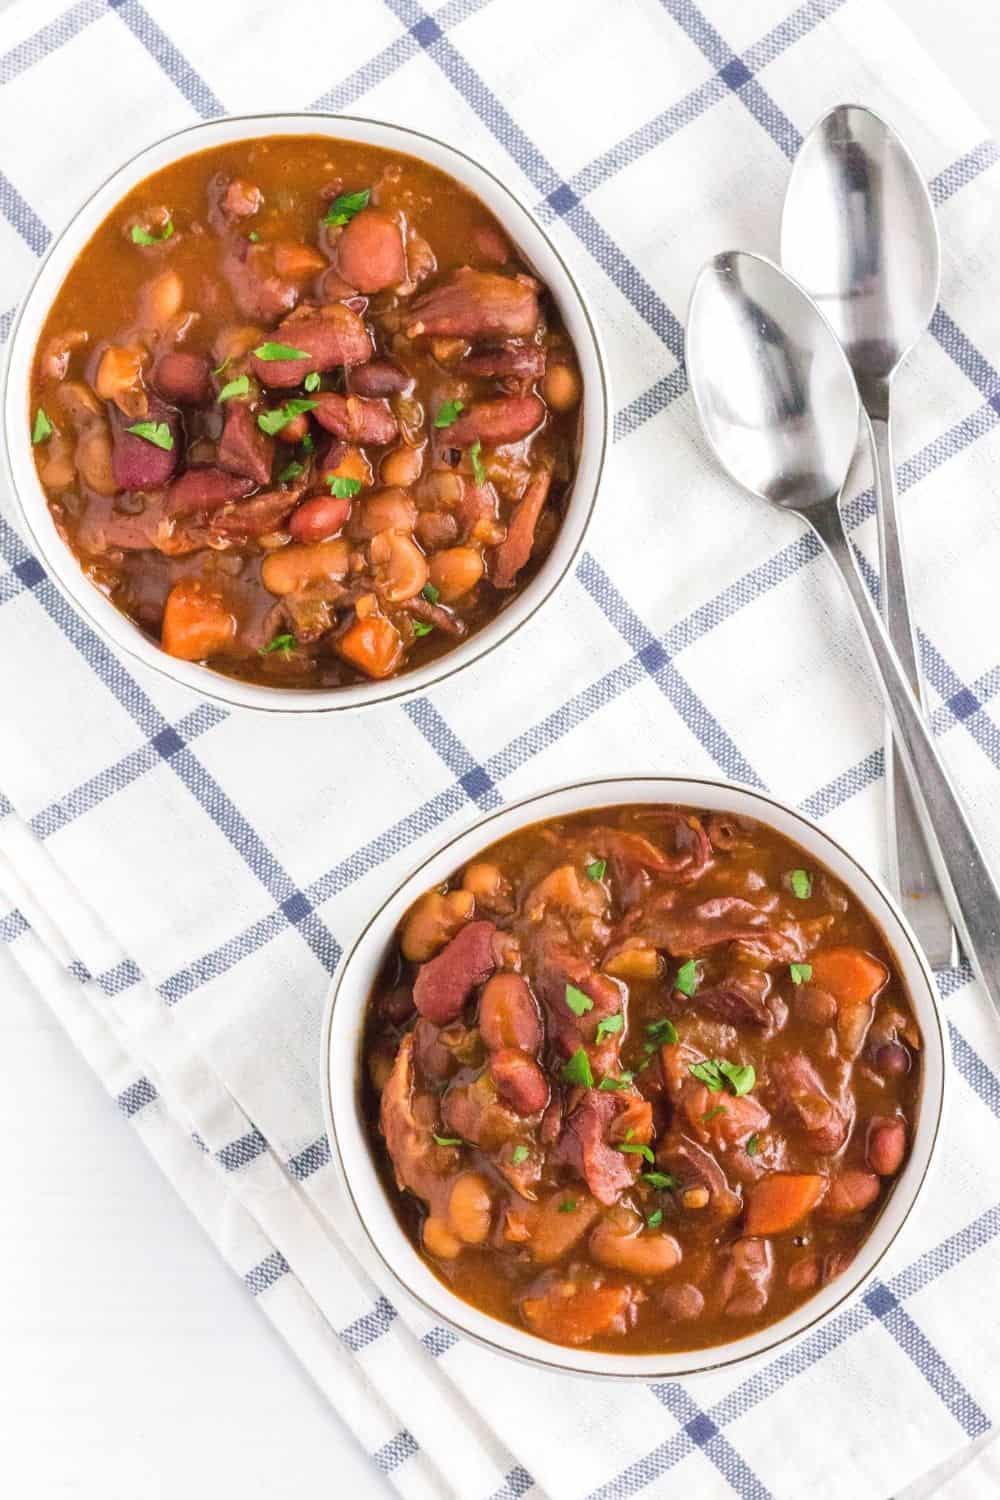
[446,1172,493,1245]
[399,889,474,963]
[350,359,412,397]
[479,973,543,1053]
[875,1041,911,1077]
[289,494,351,543]
[866,1116,907,1176]
[658,1283,705,1320]
[821,1168,881,1219]
[336,209,406,293]
[489,1048,549,1115]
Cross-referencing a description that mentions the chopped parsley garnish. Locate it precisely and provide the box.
[411,620,434,637]
[31,408,52,444]
[432,1134,463,1147]
[746,1133,760,1158]
[258,399,318,435]
[646,1017,678,1047]
[511,1145,530,1165]
[702,1105,726,1123]
[557,1198,578,1214]
[560,1047,594,1089]
[277,461,304,483]
[688,1058,757,1096]
[674,959,699,997]
[565,983,593,1017]
[131,219,174,246]
[327,475,362,499]
[218,374,250,402]
[434,398,464,428]
[646,1209,663,1229]
[790,962,813,985]
[300,432,315,453]
[422,582,441,604]
[586,858,607,882]
[323,188,371,226]
[469,438,486,485]
[304,371,321,392]
[212,356,230,377]
[125,420,173,450]
[789,868,812,899]
[258,633,297,657]
[616,1140,655,1163]
[252,341,310,362]
[598,1073,634,1092]
[594,1013,624,1043]
[248,230,260,242]
[642,1171,676,1190]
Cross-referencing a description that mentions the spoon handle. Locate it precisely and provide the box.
[868,404,958,967]
[809,495,1000,1007]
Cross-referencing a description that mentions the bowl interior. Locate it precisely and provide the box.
[2,113,608,714]
[323,775,946,1379]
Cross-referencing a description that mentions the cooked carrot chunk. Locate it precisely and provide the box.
[744,1173,828,1236]
[161,579,236,661]
[809,947,889,1006]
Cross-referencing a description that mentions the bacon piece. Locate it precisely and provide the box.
[209,487,300,540]
[164,467,255,518]
[406,268,539,340]
[248,303,372,387]
[549,1091,637,1206]
[217,400,275,486]
[491,466,552,589]
[412,920,498,1025]
[109,399,180,491]
[348,359,412,397]
[768,1053,851,1154]
[721,1237,773,1317]
[222,239,299,322]
[458,343,546,381]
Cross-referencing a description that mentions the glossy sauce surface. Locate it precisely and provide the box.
[364,805,921,1354]
[30,136,581,689]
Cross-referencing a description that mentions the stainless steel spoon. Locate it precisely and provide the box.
[782,103,955,967]
[687,250,1000,1009]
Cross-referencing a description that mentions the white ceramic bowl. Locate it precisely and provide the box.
[2,113,609,714]
[322,775,946,1379]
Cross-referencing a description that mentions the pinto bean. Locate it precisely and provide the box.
[428,545,484,603]
[866,1116,907,1176]
[260,537,351,595]
[289,494,351,543]
[415,510,458,551]
[75,424,118,495]
[530,1192,601,1265]
[273,241,327,279]
[489,1048,549,1115]
[446,1172,493,1245]
[423,1216,462,1260]
[589,1207,683,1277]
[161,579,236,661]
[335,611,404,679]
[336,209,406,293]
[380,445,424,488]
[400,889,474,963]
[352,488,416,539]
[95,345,146,416]
[447,394,545,447]
[479,973,542,1053]
[462,862,508,904]
[542,359,582,412]
[370,527,428,603]
[793,985,838,1027]
[138,269,183,327]
[821,1169,881,1219]
[212,323,263,366]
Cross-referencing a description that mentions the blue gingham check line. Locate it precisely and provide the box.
[1,2,999,1495]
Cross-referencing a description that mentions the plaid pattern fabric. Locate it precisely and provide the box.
[2,1,1000,1495]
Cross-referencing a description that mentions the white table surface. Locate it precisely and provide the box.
[3,3,999,1498]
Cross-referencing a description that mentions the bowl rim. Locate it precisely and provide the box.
[1,110,609,715]
[321,773,947,1380]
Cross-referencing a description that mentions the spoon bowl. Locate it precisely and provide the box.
[686,251,859,511]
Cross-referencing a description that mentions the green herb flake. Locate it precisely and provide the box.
[422,582,441,604]
[300,432,315,453]
[125,420,173,451]
[559,1047,594,1089]
[646,1208,663,1229]
[598,1073,634,1092]
[432,1134,463,1147]
[646,1017,679,1047]
[688,1059,725,1092]
[252,341,311,362]
[718,1059,756,1096]
[746,1133,760,1158]
[327,475,362,499]
[642,1171,677,1190]
[702,1105,727,1123]
[790,962,813,985]
[595,1013,624,1043]
[565,983,593,1018]
[304,371,321,392]
[212,355,231,377]
[674,959,699,998]
[511,1145,530,1166]
[218,374,250,403]
[586,858,607,882]
[411,620,434,638]
[31,408,53,445]
[323,188,371,226]
[277,461,304,484]
[258,399,319,436]
[131,219,174,246]
[469,438,486,486]
[258,633,297,658]
[616,1140,655,1163]
[557,1198,578,1214]
[789,868,812,900]
[248,230,260,242]
[434,397,464,429]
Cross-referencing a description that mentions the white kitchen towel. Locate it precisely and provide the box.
[2,2,1000,1498]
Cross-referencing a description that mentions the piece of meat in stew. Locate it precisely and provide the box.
[363,804,922,1353]
[29,136,582,689]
